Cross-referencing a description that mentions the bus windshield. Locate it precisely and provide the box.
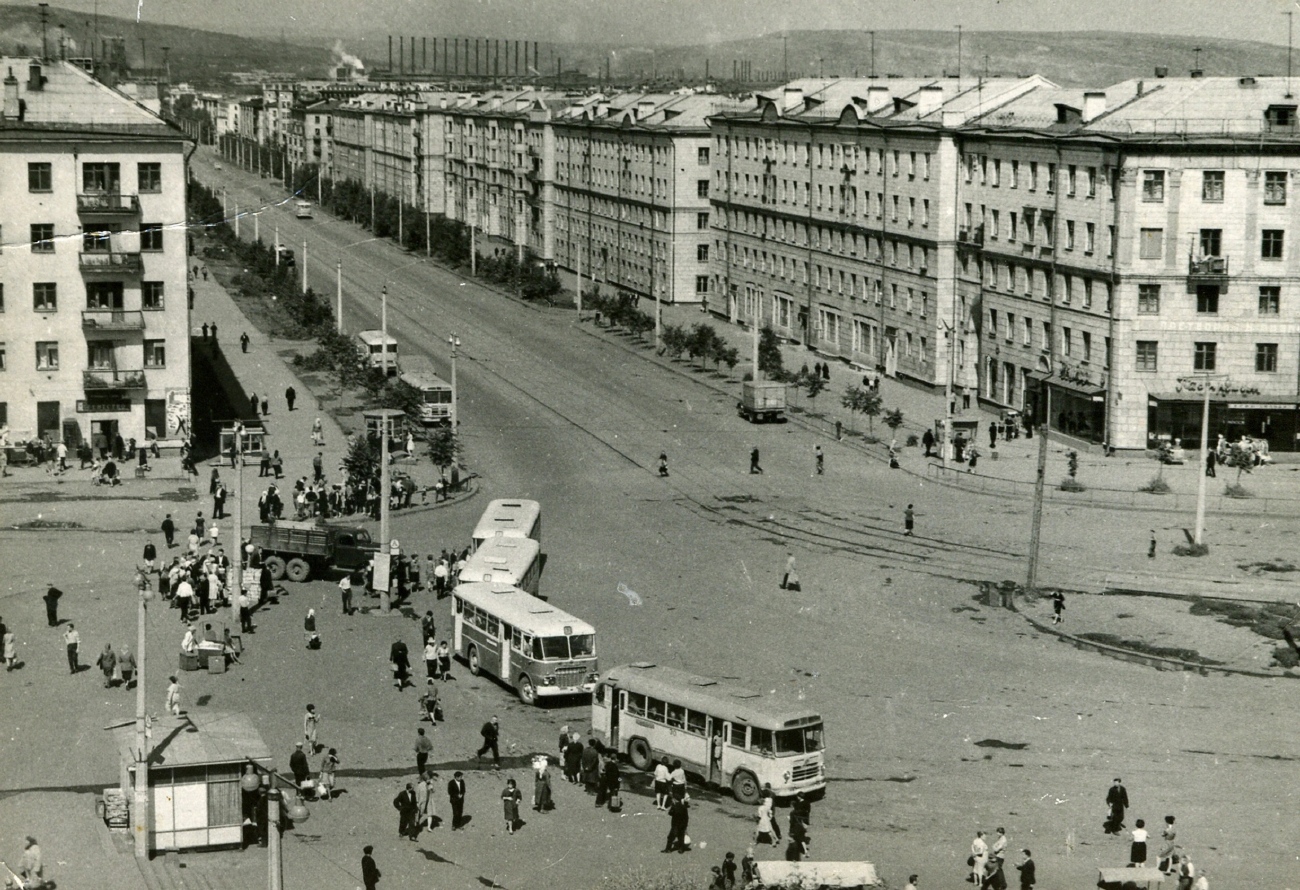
[534,634,595,660]
[775,724,824,755]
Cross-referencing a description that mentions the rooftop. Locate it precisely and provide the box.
[0,57,178,138]
[113,711,271,770]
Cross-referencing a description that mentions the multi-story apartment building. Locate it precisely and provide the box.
[332,93,420,208]
[709,77,1052,387]
[552,92,747,304]
[0,59,191,446]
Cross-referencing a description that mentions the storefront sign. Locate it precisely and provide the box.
[76,400,131,413]
[1229,403,1295,410]
[1174,377,1260,397]
[1055,363,1096,387]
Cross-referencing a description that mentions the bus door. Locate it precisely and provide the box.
[452,597,463,652]
[610,690,622,749]
[500,622,513,683]
[591,681,613,744]
[719,720,739,785]
[706,717,724,786]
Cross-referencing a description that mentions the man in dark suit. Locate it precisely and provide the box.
[1105,778,1129,834]
[476,716,500,765]
[393,783,418,839]
[361,845,381,890]
[447,771,467,829]
[664,796,690,853]
[1015,850,1036,890]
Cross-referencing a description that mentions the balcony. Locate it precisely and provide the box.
[82,309,145,333]
[83,368,146,390]
[1188,255,1229,276]
[76,193,141,217]
[79,252,143,275]
[957,224,984,246]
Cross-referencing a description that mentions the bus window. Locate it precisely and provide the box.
[539,637,571,660]
[453,597,463,614]
[647,697,666,723]
[665,703,686,729]
[569,634,595,658]
[775,726,824,754]
[501,621,513,642]
[486,616,500,637]
[750,727,774,755]
[511,627,523,651]
[594,683,606,705]
[728,723,748,748]
[531,637,544,660]
[685,710,706,736]
[474,609,488,631]
[627,692,646,717]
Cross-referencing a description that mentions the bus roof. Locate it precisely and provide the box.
[398,369,451,390]
[356,330,397,345]
[473,499,541,538]
[465,536,540,567]
[754,862,880,888]
[455,582,593,636]
[600,663,822,729]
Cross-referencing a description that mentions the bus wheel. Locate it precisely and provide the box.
[517,676,536,705]
[263,556,287,581]
[731,770,760,805]
[628,738,653,771]
[467,646,481,676]
[285,558,311,582]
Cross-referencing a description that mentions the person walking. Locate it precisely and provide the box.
[142,539,157,571]
[904,504,915,536]
[361,845,381,890]
[248,392,259,417]
[1105,778,1129,834]
[991,827,1008,865]
[161,514,176,549]
[313,452,324,484]
[44,584,63,627]
[415,727,434,775]
[239,331,250,353]
[658,452,670,477]
[1156,816,1178,873]
[781,553,796,590]
[750,447,763,474]
[580,739,601,794]
[814,445,824,475]
[416,771,436,830]
[213,483,227,520]
[664,795,690,853]
[311,417,324,446]
[62,623,80,673]
[303,704,321,752]
[260,395,269,416]
[477,716,501,766]
[501,777,523,834]
[653,756,671,809]
[1205,449,1216,478]
[289,742,310,789]
[285,386,297,412]
[565,736,584,785]
[5,628,18,671]
[338,574,354,616]
[754,796,777,846]
[424,638,438,679]
[598,750,621,810]
[669,759,688,802]
[165,675,181,715]
[96,643,117,688]
[436,640,452,681]
[1051,591,1065,625]
[393,783,419,840]
[391,639,410,690]
[319,749,340,799]
[1149,530,1158,559]
[447,771,467,829]
[1015,851,1035,890]
[922,428,936,457]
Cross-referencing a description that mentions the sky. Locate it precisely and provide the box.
[18,0,1300,47]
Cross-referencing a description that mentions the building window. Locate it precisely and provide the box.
[33,282,57,312]
[1196,287,1219,314]
[1087,166,1097,197]
[1136,340,1158,371]
[1029,161,1038,191]
[1262,229,1284,260]
[0,343,5,371]
[1082,331,1092,363]
[1066,219,1075,250]
[82,162,120,192]
[1062,327,1072,356]
[1023,316,1032,347]
[143,281,165,310]
[1202,170,1224,202]
[1199,228,1222,257]
[1256,343,1279,372]
[696,212,709,229]
[1086,222,1095,253]
[1193,341,1217,371]
[1264,170,1287,205]
[1010,159,1019,188]
[697,244,709,262]
[697,147,710,166]
[1142,170,1165,202]
[30,224,55,252]
[1046,163,1056,194]
[138,162,162,192]
[28,162,52,192]
[988,309,998,339]
[696,180,709,198]
[1139,228,1163,259]
[35,341,59,370]
[695,275,709,294]
[1138,284,1160,314]
[1259,285,1280,314]
[141,223,164,252]
[144,339,167,368]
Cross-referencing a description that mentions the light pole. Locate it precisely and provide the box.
[378,286,392,614]
[447,335,461,429]
[227,422,244,632]
[336,260,343,333]
[301,240,308,294]
[1183,373,1228,547]
[132,569,155,859]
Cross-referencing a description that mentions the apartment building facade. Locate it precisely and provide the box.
[0,59,192,446]
[331,94,420,207]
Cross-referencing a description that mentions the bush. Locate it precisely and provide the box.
[1274,645,1300,669]
[1139,475,1172,494]
[1224,483,1252,499]
[1058,477,1086,492]
[1173,542,1210,557]
[906,434,919,447]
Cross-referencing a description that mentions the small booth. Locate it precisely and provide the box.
[113,711,272,853]
[218,421,268,459]
[753,861,882,889]
[362,408,407,453]
[1098,867,1165,890]
[933,417,982,461]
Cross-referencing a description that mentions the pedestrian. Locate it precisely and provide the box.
[1015,851,1035,890]
[290,741,310,788]
[754,795,777,846]
[669,758,687,802]
[4,628,17,671]
[285,386,297,412]
[62,623,80,673]
[967,444,980,472]
[96,642,117,688]
[271,450,284,479]
[421,610,437,644]
[249,392,259,417]
[165,675,181,715]
[990,421,999,449]
[447,771,467,829]
[658,452,670,477]
[922,428,935,457]
[338,574,353,615]
[415,727,433,775]
[581,739,601,793]
[44,584,63,627]
[477,715,501,766]
[16,836,42,885]
[202,268,209,281]
[1149,530,1157,559]
[1129,819,1150,866]
[213,483,227,519]
[361,845,381,890]
[437,640,452,681]
[722,852,738,889]
[565,735,584,785]
[790,791,811,839]
[1156,816,1178,873]
[971,831,989,884]
[424,638,438,679]
[161,513,176,548]
[416,770,436,829]
[991,826,1008,864]
[393,782,419,840]
[821,361,830,380]
[421,678,442,723]
[984,856,1007,890]
[599,751,622,810]
[303,704,320,752]
[433,559,448,597]
[260,395,269,416]
[1205,449,1216,477]
[742,849,758,887]
[814,444,824,475]
[311,416,323,446]
[313,452,324,484]
[1177,857,1197,890]
[390,639,410,690]
[781,553,796,590]
[664,795,690,853]
[240,331,250,353]
[904,504,915,536]
[750,447,763,474]
[1050,591,1065,625]
[653,756,671,809]
[502,777,522,834]
[202,322,209,339]
[1105,778,1129,834]
[318,748,339,802]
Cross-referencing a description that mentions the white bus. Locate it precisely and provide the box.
[458,536,542,596]
[398,359,453,426]
[471,498,541,551]
[452,582,597,704]
[592,663,827,804]
[356,330,399,376]
[294,200,314,219]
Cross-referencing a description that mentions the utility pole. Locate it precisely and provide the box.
[336,261,343,333]
[132,569,154,859]
[266,787,283,890]
[378,286,392,614]
[301,240,308,294]
[782,35,788,81]
[956,25,963,80]
[869,31,876,78]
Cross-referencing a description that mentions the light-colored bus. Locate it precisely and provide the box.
[452,582,597,704]
[398,358,453,426]
[294,200,314,219]
[356,330,399,376]
[591,663,827,804]
[458,536,542,596]
[471,498,541,551]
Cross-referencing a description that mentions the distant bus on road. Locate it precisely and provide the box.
[356,330,399,376]
[294,200,314,219]
[458,536,541,596]
[471,499,541,551]
[398,358,453,426]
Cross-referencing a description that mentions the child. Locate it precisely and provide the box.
[3,629,16,670]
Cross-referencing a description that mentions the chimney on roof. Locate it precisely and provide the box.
[1082,91,1106,122]
[865,85,891,113]
[636,99,655,119]
[915,84,944,116]
[3,68,19,118]
[27,61,43,91]
[782,85,803,112]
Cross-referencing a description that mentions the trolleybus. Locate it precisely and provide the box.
[356,330,399,375]
[398,358,454,426]
[471,498,541,551]
[458,536,542,596]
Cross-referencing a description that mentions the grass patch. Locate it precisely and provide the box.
[1173,542,1210,557]
[1058,477,1086,492]
[1188,597,1300,641]
[1139,475,1172,494]
[1077,632,1223,665]
[1224,482,1252,499]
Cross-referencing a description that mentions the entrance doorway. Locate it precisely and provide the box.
[91,419,119,458]
[36,401,60,441]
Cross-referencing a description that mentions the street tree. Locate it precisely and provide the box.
[841,385,883,434]
[758,325,785,378]
[427,426,463,472]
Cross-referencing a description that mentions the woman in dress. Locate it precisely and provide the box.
[501,778,522,834]
[436,640,452,681]
[318,748,339,801]
[533,759,554,812]
[1130,819,1149,867]
[424,638,438,679]
[653,756,671,810]
[754,796,777,847]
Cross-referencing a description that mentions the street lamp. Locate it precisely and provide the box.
[1180,373,1229,547]
[447,335,461,429]
[132,569,155,859]
[239,767,308,890]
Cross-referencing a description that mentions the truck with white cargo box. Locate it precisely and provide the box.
[738,380,788,423]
